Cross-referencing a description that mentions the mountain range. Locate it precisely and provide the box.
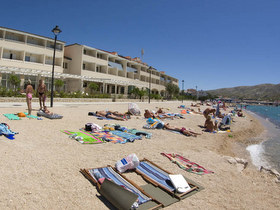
[206,83,280,101]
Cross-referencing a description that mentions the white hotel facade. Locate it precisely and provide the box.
[0,26,178,96]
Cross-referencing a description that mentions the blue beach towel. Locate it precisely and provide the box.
[110,130,142,142]
[0,123,18,140]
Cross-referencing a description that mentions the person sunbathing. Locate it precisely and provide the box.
[204,116,218,132]
[43,106,53,115]
[108,110,131,119]
[144,109,156,118]
[163,123,201,137]
[96,110,125,121]
[203,108,216,119]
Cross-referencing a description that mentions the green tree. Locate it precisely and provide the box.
[8,74,20,91]
[88,82,99,94]
[165,83,180,99]
[54,79,64,92]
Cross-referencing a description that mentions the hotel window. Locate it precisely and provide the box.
[96,66,101,72]
[25,56,31,62]
[83,49,87,54]
[63,62,68,69]
[83,64,86,70]
[83,82,87,88]
[1,73,8,88]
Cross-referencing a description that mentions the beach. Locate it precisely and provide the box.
[0,101,279,209]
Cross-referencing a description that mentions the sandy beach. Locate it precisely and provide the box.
[0,100,279,209]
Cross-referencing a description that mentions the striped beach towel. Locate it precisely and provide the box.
[89,167,151,205]
[161,153,214,175]
[136,161,175,192]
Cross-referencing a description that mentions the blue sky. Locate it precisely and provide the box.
[1,0,279,90]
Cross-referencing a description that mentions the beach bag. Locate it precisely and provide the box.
[128,103,140,116]
[115,154,139,173]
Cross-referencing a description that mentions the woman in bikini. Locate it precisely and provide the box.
[26,79,33,115]
[37,79,47,110]
[164,123,201,137]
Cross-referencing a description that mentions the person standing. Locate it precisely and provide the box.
[26,79,33,115]
[37,79,47,110]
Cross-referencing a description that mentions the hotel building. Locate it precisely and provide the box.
[0,26,178,96]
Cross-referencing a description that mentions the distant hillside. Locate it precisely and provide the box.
[207,83,280,101]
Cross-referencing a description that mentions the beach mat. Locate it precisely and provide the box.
[61,130,104,144]
[3,114,21,120]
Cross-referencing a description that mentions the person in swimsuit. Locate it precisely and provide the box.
[163,123,201,137]
[26,79,33,115]
[204,115,218,132]
[37,79,47,110]
[95,110,125,121]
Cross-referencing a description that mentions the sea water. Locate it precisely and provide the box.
[244,105,280,171]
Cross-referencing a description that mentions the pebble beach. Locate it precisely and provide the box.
[0,100,279,209]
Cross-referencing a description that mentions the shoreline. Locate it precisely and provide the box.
[0,101,279,209]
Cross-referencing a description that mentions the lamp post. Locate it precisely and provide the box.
[50,25,62,107]
[182,80,184,103]
[148,66,152,103]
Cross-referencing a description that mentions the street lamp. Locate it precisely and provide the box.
[182,80,184,103]
[148,66,152,103]
[50,25,62,107]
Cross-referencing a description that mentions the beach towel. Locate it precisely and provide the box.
[161,153,214,175]
[0,123,18,140]
[24,112,38,119]
[128,129,152,139]
[62,130,104,144]
[90,131,127,144]
[3,114,21,120]
[110,130,142,142]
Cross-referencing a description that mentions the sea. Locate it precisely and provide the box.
[244,105,280,172]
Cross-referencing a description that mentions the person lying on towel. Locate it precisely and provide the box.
[163,123,201,137]
[96,111,126,121]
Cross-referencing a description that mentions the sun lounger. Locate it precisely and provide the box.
[80,166,162,209]
[37,110,63,119]
[135,159,199,199]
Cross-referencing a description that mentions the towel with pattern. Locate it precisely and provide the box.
[110,130,142,142]
[161,153,214,175]
[90,131,126,144]
[61,130,104,144]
